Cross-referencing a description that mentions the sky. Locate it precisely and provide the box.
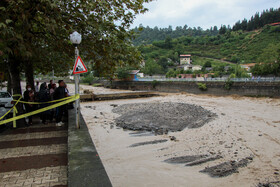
[132,0,280,30]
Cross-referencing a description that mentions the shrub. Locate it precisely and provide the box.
[81,73,95,85]
[224,78,233,90]
[152,80,159,88]
[116,67,130,80]
[197,83,207,91]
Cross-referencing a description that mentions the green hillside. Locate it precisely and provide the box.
[138,25,280,76]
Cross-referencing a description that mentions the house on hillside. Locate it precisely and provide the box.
[177,54,202,71]
[241,63,256,71]
[180,54,192,65]
[178,64,202,71]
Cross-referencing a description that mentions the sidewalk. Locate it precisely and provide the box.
[0,117,68,187]
[68,109,112,187]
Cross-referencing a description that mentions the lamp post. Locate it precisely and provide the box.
[70,31,82,129]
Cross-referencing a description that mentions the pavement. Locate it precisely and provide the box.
[0,106,112,187]
[67,109,112,187]
[0,116,68,187]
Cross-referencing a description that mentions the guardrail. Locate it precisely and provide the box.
[137,77,280,82]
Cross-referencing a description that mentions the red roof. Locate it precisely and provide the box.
[180,54,191,57]
[129,70,140,75]
[269,22,280,26]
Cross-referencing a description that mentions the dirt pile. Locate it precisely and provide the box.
[112,102,216,134]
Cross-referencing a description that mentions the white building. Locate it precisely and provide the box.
[182,64,202,71]
[180,54,191,65]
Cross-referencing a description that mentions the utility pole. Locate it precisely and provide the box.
[70,31,82,129]
[74,46,80,129]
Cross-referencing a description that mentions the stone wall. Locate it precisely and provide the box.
[106,81,280,97]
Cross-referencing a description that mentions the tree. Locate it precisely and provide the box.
[143,59,164,75]
[0,0,153,124]
[203,61,212,68]
[219,25,227,35]
[0,0,152,89]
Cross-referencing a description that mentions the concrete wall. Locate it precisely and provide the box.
[106,81,280,97]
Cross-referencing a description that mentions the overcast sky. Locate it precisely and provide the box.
[132,0,280,29]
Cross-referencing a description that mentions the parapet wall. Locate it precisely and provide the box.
[106,81,280,97]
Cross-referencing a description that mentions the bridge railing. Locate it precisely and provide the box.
[137,77,280,82]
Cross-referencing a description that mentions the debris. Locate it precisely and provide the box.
[129,139,168,148]
[200,157,253,177]
[113,102,217,133]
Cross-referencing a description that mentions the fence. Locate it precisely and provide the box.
[138,77,280,82]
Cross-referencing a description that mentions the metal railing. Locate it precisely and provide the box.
[137,77,280,82]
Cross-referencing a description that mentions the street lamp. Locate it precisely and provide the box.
[70,31,82,129]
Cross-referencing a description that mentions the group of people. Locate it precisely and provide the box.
[23,80,71,126]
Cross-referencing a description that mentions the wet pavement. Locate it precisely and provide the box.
[0,117,68,187]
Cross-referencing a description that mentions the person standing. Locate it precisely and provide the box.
[48,80,53,90]
[53,80,67,126]
[23,85,35,126]
[49,83,57,122]
[38,82,50,124]
[35,81,40,93]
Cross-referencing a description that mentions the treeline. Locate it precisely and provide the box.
[132,7,280,45]
[232,8,280,31]
[132,25,219,45]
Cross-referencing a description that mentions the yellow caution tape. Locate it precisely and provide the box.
[0,95,22,121]
[14,94,77,104]
[0,94,79,126]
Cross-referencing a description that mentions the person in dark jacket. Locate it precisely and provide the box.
[53,80,67,126]
[38,82,50,124]
[48,80,53,90]
[23,85,35,126]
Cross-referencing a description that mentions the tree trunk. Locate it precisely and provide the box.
[8,57,22,95]
[7,56,26,127]
[7,70,12,94]
[24,60,35,90]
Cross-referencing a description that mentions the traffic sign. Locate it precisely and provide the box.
[72,56,88,75]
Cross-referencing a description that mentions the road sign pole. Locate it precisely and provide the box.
[74,46,80,129]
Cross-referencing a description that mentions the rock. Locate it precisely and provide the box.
[110,104,118,107]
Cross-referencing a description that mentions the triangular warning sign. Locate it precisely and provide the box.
[73,56,88,75]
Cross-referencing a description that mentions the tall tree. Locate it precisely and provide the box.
[0,0,153,92]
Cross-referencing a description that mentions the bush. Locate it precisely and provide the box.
[197,83,207,91]
[81,73,95,85]
[224,78,233,90]
[152,80,159,88]
[116,67,130,80]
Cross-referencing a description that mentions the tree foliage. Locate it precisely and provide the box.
[0,0,153,78]
[232,8,280,31]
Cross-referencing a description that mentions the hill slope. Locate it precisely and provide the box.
[139,25,280,65]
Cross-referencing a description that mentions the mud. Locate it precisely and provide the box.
[164,155,208,164]
[185,155,223,166]
[200,157,253,177]
[113,102,216,134]
[257,181,280,187]
[129,139,168,147]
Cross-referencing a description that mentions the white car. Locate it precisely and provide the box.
[0,91,13,108]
